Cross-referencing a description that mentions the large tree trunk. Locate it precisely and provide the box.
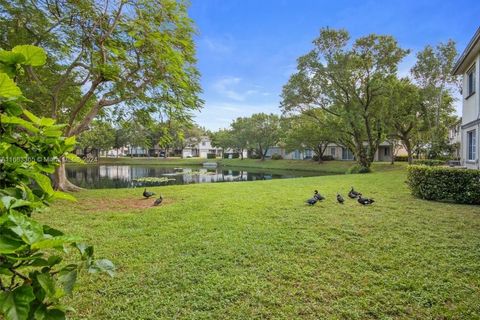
[54,157,83,192]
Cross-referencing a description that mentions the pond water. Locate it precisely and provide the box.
[66,165,328,189]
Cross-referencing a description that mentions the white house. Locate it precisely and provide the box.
[448,118,462,159]
[182,136,222,158]
[453,27,480,169]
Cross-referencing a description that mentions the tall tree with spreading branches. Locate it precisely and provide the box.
[0,0,202,190]
[281,28,408,168]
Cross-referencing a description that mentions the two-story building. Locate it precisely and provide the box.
[453,27,480,169]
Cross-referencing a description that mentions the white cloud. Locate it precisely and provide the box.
[202,36,233,54]
[211,77,271,101]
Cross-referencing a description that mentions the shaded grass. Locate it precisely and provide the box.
[37,167,480,319]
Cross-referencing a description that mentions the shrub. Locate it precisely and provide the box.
[346,165,371,174]
[407,165,480,204]
[312,155,334,161]
[207,153,216,159]
[413,159,445,166]
[271,153,283,160]
[0,45,113,320]
[395,155,410,162]
[249,154,261,159]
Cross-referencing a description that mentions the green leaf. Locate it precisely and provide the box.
[12,45,46,67]
[31,235,82,250]
[52,191,77,202]
[58,269,77,296]
[16,169,54,196]
[64,153,83,164]
[7,211,44,245]
[0,114,39,133]
[36,273,56,298]
[0,233,25,254]
[22,109,41,125]
[0,72,22,98]
[0,285,35,320]
[89,259,116,277]
[0,50,26,65]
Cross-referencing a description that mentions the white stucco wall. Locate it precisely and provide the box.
[460,53,480,168]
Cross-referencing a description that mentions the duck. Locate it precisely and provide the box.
[306,190,320,205]
[348,186,360,199]
[153,195,163,206]
[143,188,156,198]
[314,191,325,201]
[337,193,345,204]
[306,196,318,206]
[357,195,375,205]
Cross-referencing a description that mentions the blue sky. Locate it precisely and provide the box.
[188,0,480,130]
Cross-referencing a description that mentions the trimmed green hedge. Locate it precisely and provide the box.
[407,165,480,204]
[206,153,216,159]
[413,159,445,166]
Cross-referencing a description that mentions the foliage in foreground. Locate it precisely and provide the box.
[0,46,113,320]
[407,165,480,204]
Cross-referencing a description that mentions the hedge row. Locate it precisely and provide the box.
[413,159,445,166]
[406,165,480,204]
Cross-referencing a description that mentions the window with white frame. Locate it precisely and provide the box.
[467,130,476,161]
[330,147,336,157]
[467,64,476,97]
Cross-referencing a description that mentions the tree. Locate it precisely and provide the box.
[0,0,202,190]
[283,113,337,163]
[411,40,459,158]
[384,78,427,164]
[281,28,408,168]
[0,45,113,320]
[244,113,282,160]
[77,120,116,155]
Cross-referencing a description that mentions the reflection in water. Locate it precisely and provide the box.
[66,165,324,189]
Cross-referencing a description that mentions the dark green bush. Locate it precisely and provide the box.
[206,153,216,159]
[346,165,371,174]
[413,159,445,166]
[395,155,410,162]
[312,155,334,161]
[271,153,283,160]
[407,165,480,204]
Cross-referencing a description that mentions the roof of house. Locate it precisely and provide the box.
[452,26,480,75]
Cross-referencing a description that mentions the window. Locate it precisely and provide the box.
[384,147,390,156]
[467,130,476,161]
[330,147,336,157]
[467,64,476,97]
[342,148,354,160]
[202,141,206,146]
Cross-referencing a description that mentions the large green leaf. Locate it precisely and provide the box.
[7,211,44,245]
[0,285,35,320]
[58,269,77,296]
[89,259,116,277]
[12,45,46,67]
[36,273,56,299]
[0,50,26,64]
[31,235,82,250]
[0,233,25,254]
[0,72,21,98]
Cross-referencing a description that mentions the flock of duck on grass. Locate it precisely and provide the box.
[306,187,375,206]
[143,188,163,206]
[142,185,374,209]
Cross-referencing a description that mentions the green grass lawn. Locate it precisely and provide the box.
[37,166,480,319]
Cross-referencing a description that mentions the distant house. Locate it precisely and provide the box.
[265,142,406,162]
[448,119,462,159]
[182,136,222,158]
[452,27,480,169]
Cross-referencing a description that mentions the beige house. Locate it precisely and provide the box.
[266,142,407,162]
[452,27,480,169]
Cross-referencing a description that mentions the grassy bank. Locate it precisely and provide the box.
[37,167,480,319]
[85,157,404,174]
